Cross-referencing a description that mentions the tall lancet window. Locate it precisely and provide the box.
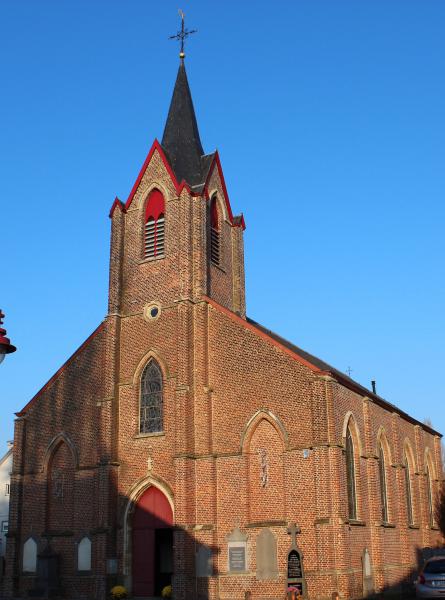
[210,196,220,266]
[404,452,414,525]
[140,359,163,434]
[346,426,357,520]
[426,463,434,527]
[378,442,389,522]
[144,189,165,259]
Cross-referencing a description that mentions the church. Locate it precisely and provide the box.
[3,45,443,600]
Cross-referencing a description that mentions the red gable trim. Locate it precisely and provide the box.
[202,296,321,373]
[15,322,105,417]
[125,139,198,212]
[109,196,126,219]
[203,152,246,230]
[203,297,443,438]
[123,141,246,230]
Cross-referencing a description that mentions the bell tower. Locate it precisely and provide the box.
[108,54,246,318]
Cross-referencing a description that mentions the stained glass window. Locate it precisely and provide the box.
[378,443,388,522]
[346,426,357,520]
[140,360,163,434]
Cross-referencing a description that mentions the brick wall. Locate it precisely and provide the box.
[3,143,442,600]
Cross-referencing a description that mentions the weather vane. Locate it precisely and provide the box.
[169,9,197,60]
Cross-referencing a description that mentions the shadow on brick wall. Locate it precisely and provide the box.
[0,467,216,600]
[363,544,445,600]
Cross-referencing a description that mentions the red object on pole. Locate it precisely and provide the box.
[0,310,16,361]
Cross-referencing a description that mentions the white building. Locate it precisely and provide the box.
[0,442,13,559]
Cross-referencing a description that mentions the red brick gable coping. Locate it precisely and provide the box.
[203,296,442,438]
[15,322,105,417]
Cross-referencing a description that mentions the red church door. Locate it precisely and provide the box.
[132,486,173,598]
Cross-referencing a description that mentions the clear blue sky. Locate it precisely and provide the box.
[1,1,444,451]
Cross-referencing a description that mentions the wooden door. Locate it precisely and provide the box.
[132,487,173,597]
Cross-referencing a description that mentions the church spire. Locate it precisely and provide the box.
[162,12,205,187]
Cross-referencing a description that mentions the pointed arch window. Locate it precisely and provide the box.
[346,426,357,520]
[144,189,165,259]
[210,195,220,266]
[378,442,388,523]
[140,359,163,434]
[426,463,434,527]
[404,452,414,525]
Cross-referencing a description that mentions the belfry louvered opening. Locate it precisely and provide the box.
[144,189,165,259]
[210,196,220,266]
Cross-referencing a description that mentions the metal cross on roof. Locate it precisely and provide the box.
[169,10,197,60]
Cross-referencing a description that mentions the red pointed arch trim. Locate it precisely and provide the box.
[145,189,165,222]
[125,139,192,211]
[204,152,246,230]
[123,140,246,230]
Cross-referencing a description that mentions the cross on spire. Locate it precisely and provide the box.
[169,9,197,60]
[287,523,301,547]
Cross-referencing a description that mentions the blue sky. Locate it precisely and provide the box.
[1,1,444,452]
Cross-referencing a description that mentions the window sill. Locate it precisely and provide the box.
[138,255,165,265]
[381,522,396,528]
[345,519,366,527]
[134,431,165,439]
[429,525,440,531]
[408,524,420,529]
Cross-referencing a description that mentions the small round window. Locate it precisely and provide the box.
[144,302,161,322]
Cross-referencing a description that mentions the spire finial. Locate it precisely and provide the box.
[169,9,197,60]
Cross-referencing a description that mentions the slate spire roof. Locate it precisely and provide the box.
[161,61,213,189]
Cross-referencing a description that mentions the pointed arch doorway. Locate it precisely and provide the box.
[132,486,173,598]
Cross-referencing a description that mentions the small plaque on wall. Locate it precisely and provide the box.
[287,549,302,579]
[226,527,248,573]
[229,546,246,572]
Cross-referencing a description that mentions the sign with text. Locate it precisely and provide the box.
[287,549,302,579]
[229,546,246,572]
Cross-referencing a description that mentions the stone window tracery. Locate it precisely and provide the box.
[140,359,163,434]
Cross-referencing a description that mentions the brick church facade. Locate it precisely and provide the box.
[3,56,443,600]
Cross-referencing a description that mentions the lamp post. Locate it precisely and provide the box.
[0,310,16,364]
